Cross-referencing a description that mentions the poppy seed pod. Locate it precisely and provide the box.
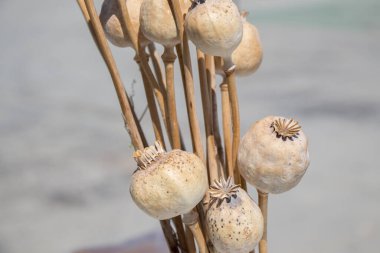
[99,0,148,48]
[185,0,243,58]
[238,116,310,194]
[140,0,191,47]
[206,177,264,253]
[232,12,263,76]
[130,141,208,220]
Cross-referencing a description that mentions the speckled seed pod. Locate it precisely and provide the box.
[140,0,191,47]
[130,141,208,220]
[232,12,263,76]
[238,116,310,194]
[99,0,147,47]
[206,177,264,253]
[185,0,243,58]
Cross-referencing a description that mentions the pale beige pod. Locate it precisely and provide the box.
[205,177,264,253]
[99,0,148,47]
[185,0,243,58]
[130,141,208,220]
[238,116,310,194]
[232,12,263,76]
[140,0,191,47]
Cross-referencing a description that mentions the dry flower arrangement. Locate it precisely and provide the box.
[77,0,311,252]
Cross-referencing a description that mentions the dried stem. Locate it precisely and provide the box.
[136,56,166,149]
[162,47,181,149]
[205,55,224,179]
[169,0,205,162]
[220,80,233,180]
[258,191,268,253]
[223,58,246,189]
[148,43,166,89]
[81,0,143,150]
[183,211,209,253]
[198,51,219,183]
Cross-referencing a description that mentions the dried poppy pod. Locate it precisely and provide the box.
[238,116,310,194]
[99,0,148,48]
[232,11,263,76]
[185,0,243,59]
[205,177,264,253]
[130,141,208,220]
[140,0,191,47]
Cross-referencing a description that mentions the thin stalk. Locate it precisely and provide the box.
[147,43,166,89]
[205,55,224,179]
[223,59,246,189]
[82,0,143,150]
[175,41,205,162]
[136,57,166,149]
[198,51,219,183]
[185,226,197,253]
[258,191,268,253]
[183,212,209,253]
[162,47,181,149]
[117,0,171,146]
[220,81,233,180]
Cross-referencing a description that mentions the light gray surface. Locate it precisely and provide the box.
[1,0,379,253]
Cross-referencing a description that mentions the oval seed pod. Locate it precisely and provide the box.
[205,177,264,253]
[140,0,191,47]
[99,0,148,48]
[232,11,263,76]
[238,116,310,194]
[130,141,208,220]
[185,0,243,58]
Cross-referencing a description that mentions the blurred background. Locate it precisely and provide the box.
[1,0,379,252]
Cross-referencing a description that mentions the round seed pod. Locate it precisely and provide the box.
[238,116,310,194]
[185,0,243,58]
[232,12,263,76]
[130,141,208,220]
[99,0,148,48]
[140,0,191,47]
[205,177,264,253]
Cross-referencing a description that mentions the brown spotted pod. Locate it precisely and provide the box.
[205,177,263,253]
[185,0,243,58]
[238,116,310,194]
[130,141,208,220]
[232,12,263,76]
[99,0,148,48]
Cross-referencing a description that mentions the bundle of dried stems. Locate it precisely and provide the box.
[76,1,310,253]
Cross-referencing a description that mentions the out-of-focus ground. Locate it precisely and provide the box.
[0,0,379,252]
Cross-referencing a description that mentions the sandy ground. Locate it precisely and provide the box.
[0,0,379,252]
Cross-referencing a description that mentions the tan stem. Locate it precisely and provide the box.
[198,51,219,183]
[162,47,181,149]
[185,226,197,253]
[136,56,166,149]
[160,220,181,253]
[205,55,224,179]
[173,216,189,253]
[175,41,205,162]
[220,81,233,181]
[147,43,166,89]
[258,191,268,253]
[223,58,246,189]
[211,78,224,168]
[81,0,143,150]
[117,0,171,147]
[183,212,209,253]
